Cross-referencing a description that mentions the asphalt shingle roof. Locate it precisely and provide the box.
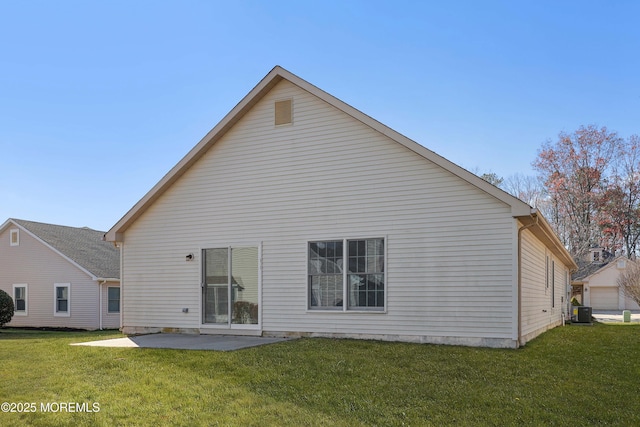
[572,261,607,282]
[12,219,119,280]
[571,247,617,282]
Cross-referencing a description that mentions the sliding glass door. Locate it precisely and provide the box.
[202,246,259,326]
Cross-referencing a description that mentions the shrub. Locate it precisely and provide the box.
[0,289,14,328]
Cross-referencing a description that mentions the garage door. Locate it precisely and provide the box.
[590,287,619,309]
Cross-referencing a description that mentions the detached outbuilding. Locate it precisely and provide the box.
[0,219,120,330]
[105,66,576,348]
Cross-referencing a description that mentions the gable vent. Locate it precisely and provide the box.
[274,99,292,125]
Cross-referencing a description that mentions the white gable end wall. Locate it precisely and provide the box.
[120,80,519,347]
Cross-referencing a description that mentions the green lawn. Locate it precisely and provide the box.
[1,324,639,426]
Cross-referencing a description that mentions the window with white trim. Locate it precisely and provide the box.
[107,287,120,313]
[308,238,385,311]
[54,283,70,316]
[13,284,27,315]
[10,229,19,246]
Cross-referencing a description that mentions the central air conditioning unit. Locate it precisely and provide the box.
[572,306,592,323]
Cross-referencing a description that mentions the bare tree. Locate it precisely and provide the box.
[533,125,623,259]
[617,260,640,307]
[597,135,640,258]
[501,173,546,207]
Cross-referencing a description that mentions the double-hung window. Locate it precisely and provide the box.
[13,284,27,315]
[308,238,385,311]
[108,287,120,313]
[54,283,70,316]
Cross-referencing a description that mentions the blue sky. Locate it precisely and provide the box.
[1,1,638,231]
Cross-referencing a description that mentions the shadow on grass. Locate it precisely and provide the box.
[0,327,124,341]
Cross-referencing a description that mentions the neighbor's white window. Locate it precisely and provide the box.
[107,287,120,313]
[308,238,385,311]
[13,284,27,316]
[54,283,70,316]
[10,229,19,246]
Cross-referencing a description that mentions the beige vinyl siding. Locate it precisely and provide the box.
[555,256,569,314]
[0,225,101,330]
[519,226,566,342]
[121,80,517,344]
[520,227,545,338]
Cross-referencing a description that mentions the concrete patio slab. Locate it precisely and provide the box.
[71,333,291,351]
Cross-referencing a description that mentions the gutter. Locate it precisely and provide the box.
[517,211,539,348]
[96,277,120,283]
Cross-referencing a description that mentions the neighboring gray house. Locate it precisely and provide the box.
[105,66,577,348]
[0,219,120,330]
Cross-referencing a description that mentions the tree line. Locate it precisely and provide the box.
[480,125,640,261]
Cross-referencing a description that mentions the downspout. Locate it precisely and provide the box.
[99,280,107,330]
[118,242,123,332]
[517,212,538,348]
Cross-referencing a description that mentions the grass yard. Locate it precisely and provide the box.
[1,324,639,426]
